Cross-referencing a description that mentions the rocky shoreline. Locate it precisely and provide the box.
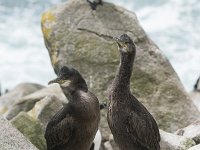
[0,82,200,150]
[1,0,200,149]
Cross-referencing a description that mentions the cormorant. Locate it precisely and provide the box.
[87,0,102,10]
[45,66,100,150]
[194,76,200,91]
[107,34,160,150]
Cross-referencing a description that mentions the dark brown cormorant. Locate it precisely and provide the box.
[87,0,102,10]
[107,34,160,150]
[45,66,100,150]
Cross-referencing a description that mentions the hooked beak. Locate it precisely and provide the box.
[48,77,64,85]
[113,36,123,48]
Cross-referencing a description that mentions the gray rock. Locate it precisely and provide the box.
[41,0,200,133]
[108,134,120,150]
[190,91,200,112]
[10,112,47,150]
[160,130,195,150]
[104,141,113,150]
[5,84,67,120]
[175,120,200,144]
[27,95,63,129]
[0,116,38,150]
[0,83,44,114]
[188,144,200,150]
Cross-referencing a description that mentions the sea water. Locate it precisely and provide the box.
[0,0,200,92]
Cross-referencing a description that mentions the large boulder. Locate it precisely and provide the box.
[5,84,67,120]
[41,0,200,133]
[0,83,44,114]
[10,112,47,150]
[0,116,38,150]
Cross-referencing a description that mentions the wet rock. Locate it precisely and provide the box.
[27,95,63,129]
[5,84,67,120]
[175,120,200,144]
[160,130,195,150]
[0,83,44,114]
[41,0,200,133]
[10,112,46,150]
[0,116,38,150]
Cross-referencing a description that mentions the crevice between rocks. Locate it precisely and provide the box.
[77,28,113,41]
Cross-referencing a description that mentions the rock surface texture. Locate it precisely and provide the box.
[0,116,38,150]
[175,120,200,144]
[0,83,44,114]
[41,0,200,133]
[10,112,46,150]
[5,84,67,120]
[160,130,195,150]
[190,90,200,112]
[27,95,63,129]
[188,144,200,150]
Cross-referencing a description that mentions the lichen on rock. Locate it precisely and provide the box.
[10,112,46,150]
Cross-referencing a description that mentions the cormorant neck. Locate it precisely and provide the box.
[113,51,135,91]
[61,78,88,98]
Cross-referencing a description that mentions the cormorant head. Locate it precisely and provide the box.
[113,34,135,53]
[48,66,87,91]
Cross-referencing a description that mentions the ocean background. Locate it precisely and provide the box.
[0,0,200,92]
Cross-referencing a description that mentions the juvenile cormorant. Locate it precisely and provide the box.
[87,0,102,10]
[194,76,200,91]
[45,66,100,150]
[107,34,160,150]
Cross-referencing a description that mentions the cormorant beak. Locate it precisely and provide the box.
[48,77,65,85]
[113,36,123,48]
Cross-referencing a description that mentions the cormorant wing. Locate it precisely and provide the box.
[127,97,160,149]
[45,106,74,149]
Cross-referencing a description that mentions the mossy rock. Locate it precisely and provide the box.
[10,112,46,150]
[5,84,67,120]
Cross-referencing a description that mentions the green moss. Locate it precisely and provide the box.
[11,112,47,150]
[131,68,158,97]
[181,139,195,150]
[156,111,173,131]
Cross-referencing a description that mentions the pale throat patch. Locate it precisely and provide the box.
[122,47,129,52]
[61,80,71,87]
